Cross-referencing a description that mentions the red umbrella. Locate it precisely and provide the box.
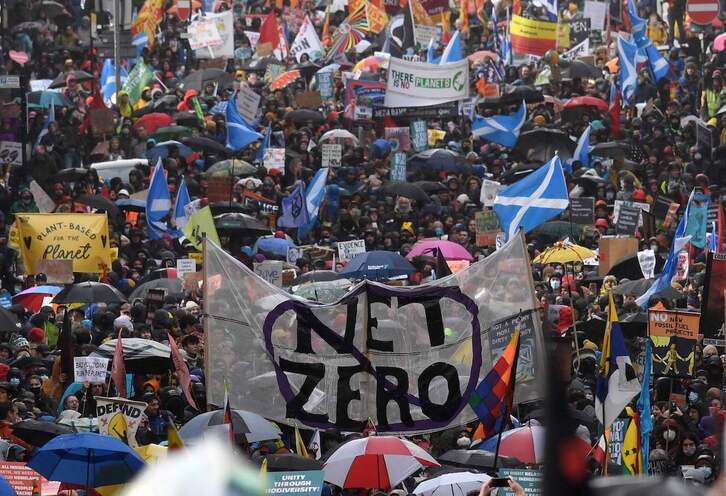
[270,70,301,91]
[132,113,174,135]
[323,436,439,490]
[563,96,608,111]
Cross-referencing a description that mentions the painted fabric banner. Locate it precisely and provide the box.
[204,235,543,433]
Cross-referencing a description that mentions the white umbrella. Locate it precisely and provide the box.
[320,129,359,143]
[414,472,491,496]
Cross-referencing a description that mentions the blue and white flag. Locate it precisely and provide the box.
[146,159,174,240]
[440,30,462,64]
[627,0,669,82]
[100,59,129,106]
[226,93,263,151]
[709,221,718,253]
[567,125,591,173]
[537,0,558,20]
[472,102,526,148]
[493,156,569,240]
[34,101,55,153]
[636,191,694,308]
[426,38,440,64]
[256,125,271,163]
[278,182,310,228]
[617,34,638,103]
[298,167,329,239]
[637,338,653,469]
[685,191,709,248]
[132,32,148,55]
[173,177,192,231]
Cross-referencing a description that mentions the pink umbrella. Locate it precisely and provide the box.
[715,32,726,52]
[406,240,474,261]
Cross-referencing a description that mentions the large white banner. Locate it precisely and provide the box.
[194,10,234,59]
[289,16,323,62]
[384,58,469,108]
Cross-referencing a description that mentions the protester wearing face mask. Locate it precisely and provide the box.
[657,418,682,459]
[675,433,699,465]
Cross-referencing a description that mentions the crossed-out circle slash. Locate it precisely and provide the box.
[262,283,483,432]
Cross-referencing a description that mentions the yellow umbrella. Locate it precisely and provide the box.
[532,241,596,264]
[135,443,168,463]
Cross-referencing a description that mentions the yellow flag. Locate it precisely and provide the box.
[182,206,221,251]
[131,0,165,47]
[15,213,111,274]
[295,426,308,457]
[167,422,185,451]
[621,415,640,474]
[428,129,446,146]
[260,458,268,477]
[366,3,389,33]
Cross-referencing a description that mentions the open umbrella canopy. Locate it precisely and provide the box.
[91,338,171,374]
[323,436,439,490]
[254,236,297,257]
[53,282,126,304]
[532,241,596,264]
[180,69,234,91]
[413,471,491,496]
[414,181,448,193]
[406,240,474,261]
[146,140,193,164]
[182,136,228,154]
[139,268,178,284]
[613,278,682,300]
[27,90,71,108]
[48,70,94,89]
[214,213,271,234]
[292,279,352,303]
[55,167,89,182]
[179,409,280,444]
[340,251,416,280]
[515,129,576,163]
[74,194,120,219]
[12,419,73,447]
[437,449,521,469]
[129,278,183,301]
[563,61,603,79]
[12,285,62,313]
[285,109,325,125]
[0,475,14,496]
[28,432,145,487]
[564,95,608,111]
[474,425,553,465]
[607,253,665,280]
[320,129,359,143]
[0,308,21,334]
[380,183,430,204]
[132,112,174,135]
[206,159,257,177]
[152,125,192,142]
[409,149,470,173]
[291,270,345,286]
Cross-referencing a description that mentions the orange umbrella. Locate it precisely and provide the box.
[270,70,301,90]
[167,0,201,17]
[467,50,498,63]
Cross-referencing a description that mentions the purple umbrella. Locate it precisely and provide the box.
[406,240,474,261]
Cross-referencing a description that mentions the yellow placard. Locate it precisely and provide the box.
[428,129,447,146]
[182,206,221,251]
[189,251,204,265]
[510,14,570,48]
[366,3,389,33]
[16,213,112,274]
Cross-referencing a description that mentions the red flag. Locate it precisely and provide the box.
[608,86,621,139]
[111,329,127,398]
[258,12,280,51]
[167,333,198,411]
[223,382,235,445]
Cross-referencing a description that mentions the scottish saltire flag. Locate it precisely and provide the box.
[34,101,55,153]
[256,125,271,163]
[440,30,462,64]
[298,167,329,239]
[617,35,638,103]
[226,93,263,151]
[173,177,191,230]
[278,182,310,228]
[132,32,148,56]
[566,125,591,174]
[636,191,693,308]
[685,191,709,248]
[491,7,512,67]
[540,0,558,20]
[595,293,640,430]
[146,159,174,240]
[469,329,520,440]
[637,339,653,471]
[472,102,526,147]
[100,59,129,106]
[493,156,569,240]
[627,0,669,82]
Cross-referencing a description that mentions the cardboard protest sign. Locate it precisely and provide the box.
[410,121,428,152]
[475,210,500,246]
[570,197,594,225]
[0,141,22,166]
[321,144,342,168]
[96,396,148,448]
[16,213,111,274]
[648,307,699,377]
[637,250,656,279]
[254,261,284,287]
[176,258,196,279]
[608,418,628,465]
[480,180,501,207]
[598,237,638,276]
[337,239,366,262]
[616,205,640,236]
[74,356,110,383]
[385,58,469,108]
[204,234,543,433]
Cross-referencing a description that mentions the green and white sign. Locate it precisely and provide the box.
[384,58,469,108]
[265,470,324,496]
[498,469,543,495]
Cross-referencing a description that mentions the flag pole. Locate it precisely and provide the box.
[493,312,522,471]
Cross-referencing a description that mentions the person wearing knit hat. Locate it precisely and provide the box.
[27,328,45,345]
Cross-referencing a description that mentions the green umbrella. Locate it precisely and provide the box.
[206,159,258,177]
[151,125,192,142]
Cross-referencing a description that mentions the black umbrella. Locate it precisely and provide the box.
[479,85,543,108]
[525,407,592,425]
[181,136,228,155]
[173,113,204,127]
[380,183,430,204]
[139,268,177,285]
[285,109,325,125]
[214,213,271,234]
[153,95,180,112]
[437,449,521,469]
[614,278,682,300]
[590,141,628,159]
[180,69,234,91]
[500,162,541,184]
[291,270,344,285]
[564,60,603,79]
[48,70,94,89]
[208,202,253,215]
[129,278,183,301]
[0,308,20,333]
[414,181,447,193]
[55,168,89,182]
[91,338,170,373]
[52,282,126,304]
[74,195,120,219]
[115,198,146,212]
[293,62,322,81]
[531,221,585,241]
[409,149,471,173]
[12,420,73,447]
[514,129,577,163]
[608,253,665,280]
[263,454,323,472]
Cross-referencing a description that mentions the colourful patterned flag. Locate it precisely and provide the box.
[468,329,520,440]
[131,0,165,48]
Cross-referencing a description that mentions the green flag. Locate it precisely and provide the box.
[182,206,221,251]
[122,59,153,105]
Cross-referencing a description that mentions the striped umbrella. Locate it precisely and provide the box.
[323,436,439,490]
[12,285,62,313]
[474,425,546,464]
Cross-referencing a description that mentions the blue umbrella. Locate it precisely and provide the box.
[339,251,416,280]
[254,237,296,257]
[0,475,16,496]
[27,90,71,109]
[28,432,145,488]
